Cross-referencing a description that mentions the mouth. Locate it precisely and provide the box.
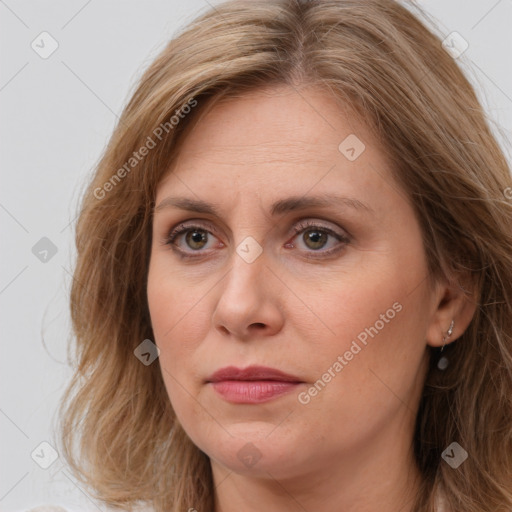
[206,365,304,404]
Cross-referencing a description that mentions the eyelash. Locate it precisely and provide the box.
[163,219,351,260]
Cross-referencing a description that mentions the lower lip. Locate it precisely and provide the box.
[210,380,302,404]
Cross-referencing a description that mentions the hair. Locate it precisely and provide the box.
[56,0,512,511]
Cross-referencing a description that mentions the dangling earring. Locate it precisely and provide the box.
[437,320,454,371]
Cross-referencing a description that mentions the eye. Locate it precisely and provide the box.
[162,219,350,259]
[285,219,350,258]
[163,221,222,257]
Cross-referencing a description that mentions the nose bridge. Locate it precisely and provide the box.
[225,194,270,283]
[212,235,284,338]
[222,238,266,305]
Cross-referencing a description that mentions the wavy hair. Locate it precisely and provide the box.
[56,1,512,511]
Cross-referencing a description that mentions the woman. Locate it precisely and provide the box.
[57,0,512,511]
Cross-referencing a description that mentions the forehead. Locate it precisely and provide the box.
[155,84,401,215]
[172,84,370,162]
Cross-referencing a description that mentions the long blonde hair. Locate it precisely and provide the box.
[57,1,512,511]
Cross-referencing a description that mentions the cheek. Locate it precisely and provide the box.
[147,262,186,362]
[147,255,206,337]
[289,285,427,444]
[291,245,430,401]
[147,260,211,428]
[291,258,419,350]
[147,256,213,383]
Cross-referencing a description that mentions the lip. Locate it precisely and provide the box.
[206,365,304,404]
[207,365,302,383]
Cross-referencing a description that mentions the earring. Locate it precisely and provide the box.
[437,320,454,371]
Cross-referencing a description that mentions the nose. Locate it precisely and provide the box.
[211,246,285,341]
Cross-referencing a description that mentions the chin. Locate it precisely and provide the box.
[202,432,306,478]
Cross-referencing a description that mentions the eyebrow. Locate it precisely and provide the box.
[154,194,374,217]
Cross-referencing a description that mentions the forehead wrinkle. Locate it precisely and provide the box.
[178,141,336,167]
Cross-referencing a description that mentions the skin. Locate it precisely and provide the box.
[147,84,476,512]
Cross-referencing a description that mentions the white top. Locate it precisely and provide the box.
[26,507,69,512]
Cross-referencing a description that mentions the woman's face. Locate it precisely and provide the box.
[147,84,440,482]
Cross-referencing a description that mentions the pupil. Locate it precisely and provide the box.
[187,230,207,249]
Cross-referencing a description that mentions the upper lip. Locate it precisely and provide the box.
[207,365,303,383]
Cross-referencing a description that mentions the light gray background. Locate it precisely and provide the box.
[1,1,511,511]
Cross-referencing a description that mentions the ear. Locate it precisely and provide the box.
[426,275,478,348]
